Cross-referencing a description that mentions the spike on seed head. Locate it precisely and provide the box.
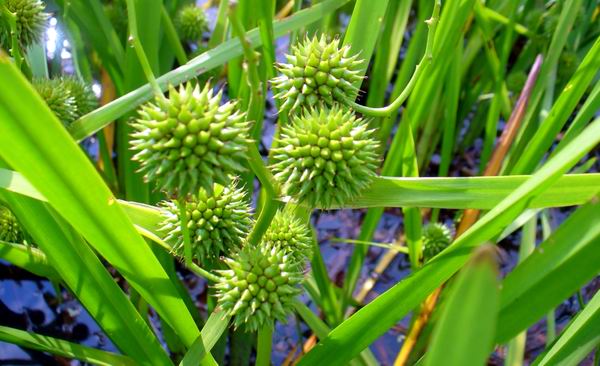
[263,210,312,264]
[0,0,48,50]
[175,4,208,42]
[271,34,364,114]
[0,206,25,243]
[270,105,379,208]
[159,181,253,262]
[422,222,453,261]
[215,244,304,331]
[130,81,251,196]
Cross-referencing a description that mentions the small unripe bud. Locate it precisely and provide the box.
[175,4,207,42]
[272,35,364,114]
[271,105,379,208]
[422,222,453,261]
[32,78,77,126]
[263,210,312,263]
[130,82,251,196]
[159,182,252,262]
[215,245,303,331]
[0,206,24,243]
[0,0,48,49]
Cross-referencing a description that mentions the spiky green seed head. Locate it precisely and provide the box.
[271,106,379,208]
[263,210,312,263]
[422,223,453,261]
[0,206,24,243]
[60,76,98,118]
[159,182,252,262]
[0,0,48,50]
[215,244,303,331]
[130,82,251,196]
[272,35,364,114]
[175,4,207,42]
[33,78,77,126]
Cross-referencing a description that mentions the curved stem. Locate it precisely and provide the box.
[346,0,440,117]
[124,0,162,97]
[255,325,273,366]
[1,6,23,70]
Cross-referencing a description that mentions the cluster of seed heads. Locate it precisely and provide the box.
[262,210,312,263]
[159,182,252,262]
[272,35,363,114]
[33,77,97,125]
[0,0,48,50]
[0,206,24,243]
[175,4,207,42]
[130,82,251,196]
[215,245,303,331]
[422,222,453,261]
[271,105,379,208]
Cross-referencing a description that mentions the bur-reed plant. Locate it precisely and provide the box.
[0,0,599,365]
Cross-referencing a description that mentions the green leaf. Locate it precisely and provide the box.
[511,34,600,174]
[0,54,202,350]
[496,198,600,343]
[532,289,600,366]
[0,240,60,281]
[4,169,598,213]
[0,326,136,366]
[0,192,171,365]
[68,0,350,141]
[424,246,499,366]
[298,117,600,366]
[180,310,231,366]
[335,174,600,209]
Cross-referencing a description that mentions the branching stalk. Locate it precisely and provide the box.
[346,0,440,117]
[124,0,162,97]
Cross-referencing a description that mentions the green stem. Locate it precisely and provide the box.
[247,142,279,198]
[346,0,440,117]
[255,325,273,366]
[124,0,162,97]
[187,262,221,283]
[247,197,281,247]
[161,5,188,66]
[1,6,23,70]
[229,1,264,134]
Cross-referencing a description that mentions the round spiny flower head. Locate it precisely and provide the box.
[175,4,207,42]
[272,35,364,114]
[0,0,48,49]
[271,106,379,208]
[422,222,453,261]
[130,82,251,196]
[33,78,77,126]
[159,182,252,262]
[215,244,303,331]
[263,210,312,263]
[0,206,24,243]
[60,76,98,118]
